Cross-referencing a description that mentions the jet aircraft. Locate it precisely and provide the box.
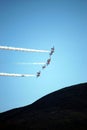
[49,46,55,56]
[42,65,46,69]
[36,71,41,77]
[46,58,51,65]
[21,74,25,77]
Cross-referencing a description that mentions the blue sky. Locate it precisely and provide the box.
[0,0,87,112]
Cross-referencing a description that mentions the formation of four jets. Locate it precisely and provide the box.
[0,45,54,78]
[36,46,55,77]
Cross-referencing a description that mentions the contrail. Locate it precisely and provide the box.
[0,73,36,77]
[16,62,46,65]
[0,46,50,53]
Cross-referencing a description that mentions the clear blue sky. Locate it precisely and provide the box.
[0,0,87,112]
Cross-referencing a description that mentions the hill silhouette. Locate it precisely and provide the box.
[0,82,87,130]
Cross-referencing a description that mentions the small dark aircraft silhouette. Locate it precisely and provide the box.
[42,65,46,69]
[21,74,25,77]
[36,71,41,77]
[49,46,55,56]
[46,58,51,65]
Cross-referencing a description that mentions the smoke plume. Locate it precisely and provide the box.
[0,46,50,53]
[0,73,36,77]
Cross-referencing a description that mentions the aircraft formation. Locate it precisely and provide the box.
[0,46,55,78]
[36,46,54,77]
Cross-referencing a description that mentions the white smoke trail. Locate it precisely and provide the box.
[0,73,36,77]
[0,46,50,53]
[16,62,46,65]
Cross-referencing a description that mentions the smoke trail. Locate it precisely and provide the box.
[16,62,46,65]
[0,46,50,53]
[0,73,36,77]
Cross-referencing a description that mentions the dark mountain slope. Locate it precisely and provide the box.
[31,82,87,110]
[0,82,87,130]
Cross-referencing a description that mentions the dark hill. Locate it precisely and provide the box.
[0,82,87,130]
